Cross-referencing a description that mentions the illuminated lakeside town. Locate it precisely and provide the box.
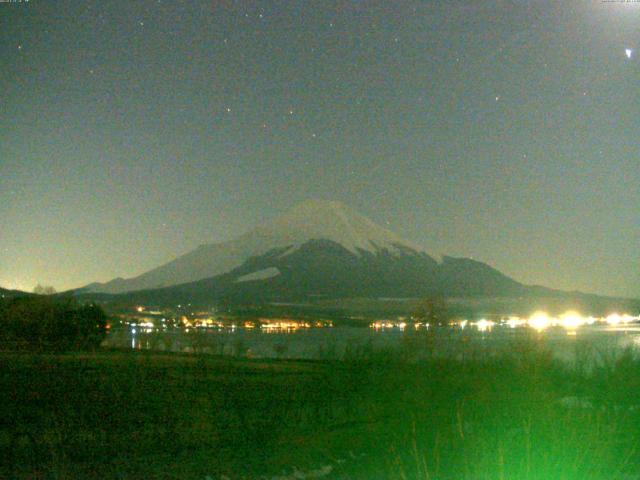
[117,304,639,335]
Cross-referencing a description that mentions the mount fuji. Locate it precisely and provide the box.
[82,200,526,303]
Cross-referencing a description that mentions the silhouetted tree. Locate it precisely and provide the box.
[412,295,449,326]
[33,284,57,295]
[0,296,107,351]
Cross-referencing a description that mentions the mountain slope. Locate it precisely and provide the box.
[0,287,33,299]
[94,238,526,306]
[84,200,431,294]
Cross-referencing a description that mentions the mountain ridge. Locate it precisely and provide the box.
[77,199,629,308]
[77,238,532,308]
[84,200,432,294]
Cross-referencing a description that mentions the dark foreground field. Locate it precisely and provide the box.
[2,337,640,479]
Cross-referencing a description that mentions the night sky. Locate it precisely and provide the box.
[1,0,638,297]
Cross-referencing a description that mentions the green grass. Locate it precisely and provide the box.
[2,337,640,479]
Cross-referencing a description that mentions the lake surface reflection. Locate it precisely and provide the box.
[103,322,640,364]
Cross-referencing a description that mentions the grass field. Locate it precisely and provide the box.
[2,334,640,479]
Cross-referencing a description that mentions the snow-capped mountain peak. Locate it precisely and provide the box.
[83,200,427,294]
[250,199,424,255]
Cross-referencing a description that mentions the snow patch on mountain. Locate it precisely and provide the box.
[235,267,281,283]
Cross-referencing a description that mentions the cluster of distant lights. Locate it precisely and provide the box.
[470,312,639,333]
[128,306,638,335]
[370,312,639,333]
[126,316,332,334]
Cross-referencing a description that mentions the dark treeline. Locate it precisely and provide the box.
[0,296,107,351]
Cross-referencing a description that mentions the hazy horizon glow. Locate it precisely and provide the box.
[1,1,638,297]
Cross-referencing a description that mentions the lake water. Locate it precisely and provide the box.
[102,322,640,364]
